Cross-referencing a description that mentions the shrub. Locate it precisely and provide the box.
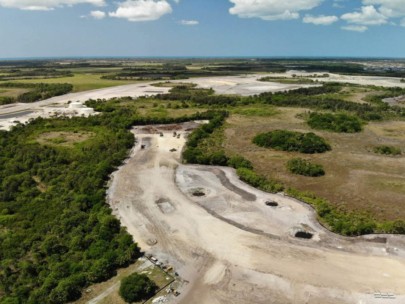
[227,155,253,169]
[0,96,16,105]
[119,273,158,303]
[307,112,363,133]
[236,168,284,193]
[373,145,402,156]
[253,130,331,154]
[287,158,325,177]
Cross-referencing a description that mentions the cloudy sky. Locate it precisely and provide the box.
[0,0,404,58]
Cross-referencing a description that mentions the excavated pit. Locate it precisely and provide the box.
[295,231,313,239]
[265,201,279,207]
[192,189,206,197]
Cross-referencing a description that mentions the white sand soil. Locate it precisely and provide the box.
[173,74,316,96]
[107,122,405,304]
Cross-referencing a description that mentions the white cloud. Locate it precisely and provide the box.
[0,0,104,10]
[303,14,339,25]
[90,10,105,19]
[179,19,199,26]
[109,0,172,22]
[363,0,405,18]
[339,1,405,31]
[341,5,387,25]
[332,0,346,9]
[228,0,323,21]
[341,25,368,32]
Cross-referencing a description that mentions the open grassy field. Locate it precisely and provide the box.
[11,73,140,92]
[36,131,95,147]
[223,108,405,221]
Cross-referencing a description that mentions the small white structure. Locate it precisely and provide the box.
[69,101,85,109]
[68,101,94,116]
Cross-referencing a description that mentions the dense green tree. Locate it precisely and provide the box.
[119,273,158,303]
[87,259,115,283]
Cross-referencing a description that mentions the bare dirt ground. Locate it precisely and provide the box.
[383,95,405,107]
[107,122,405,304]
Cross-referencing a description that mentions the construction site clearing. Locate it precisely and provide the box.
[106,121,405,304]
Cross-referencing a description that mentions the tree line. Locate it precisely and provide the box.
[0,83,73,105]
[0,69,72,81]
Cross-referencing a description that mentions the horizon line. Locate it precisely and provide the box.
[1,55,405,61]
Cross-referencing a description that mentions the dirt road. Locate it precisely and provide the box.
[107,123,405,304]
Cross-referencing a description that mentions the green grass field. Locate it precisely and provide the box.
[11,73,140,92]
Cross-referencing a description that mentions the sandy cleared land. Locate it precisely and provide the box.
[0,75,315,131]
[173,74,317,96]
[272,71,405,88]
[0,83,170,130]
[1,72,404,131]
[107,123,405,304]
[317,73,405,88]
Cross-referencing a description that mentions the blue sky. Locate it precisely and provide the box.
[0,0,404,58]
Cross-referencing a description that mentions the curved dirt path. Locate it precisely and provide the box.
[107,123,405,304]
